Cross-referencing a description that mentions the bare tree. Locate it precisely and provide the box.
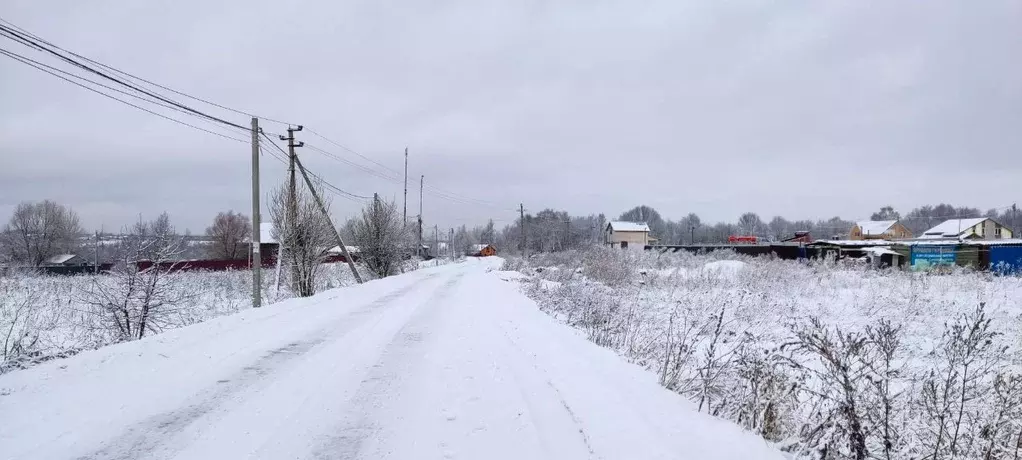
[81,213,187,341]
[205,210,251,259]
[269,184,334,297]
[768,216,793,241]
[737,212,765,236]
[1,200,82,266]
[453,225,475,256]
[619,205,667,240]
[351,197,408,278]
[479,219,496,245]
[870,206,901,221]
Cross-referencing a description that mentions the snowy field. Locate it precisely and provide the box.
[0,259,782,460]
[0,263,359,373]
[505,248,1022,460]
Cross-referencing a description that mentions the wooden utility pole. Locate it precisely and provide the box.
[434,225,439,260]
[520,203,527,257]
[279,126,304,225]
[418,175,424,257]
[94,230,100,274]
[250,117,262,308]
[403,147,408,225]
[374,192,381,251]
[1013,203,1018,237]
[292,153,363,284]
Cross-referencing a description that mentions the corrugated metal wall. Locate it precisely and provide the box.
[990,246,1022,274]
[956,246,981,268]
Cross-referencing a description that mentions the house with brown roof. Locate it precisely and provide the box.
[849,220,913,240]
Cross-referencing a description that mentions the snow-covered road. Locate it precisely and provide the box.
[0,260,782,460]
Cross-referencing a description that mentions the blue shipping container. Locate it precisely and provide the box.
[911,245,956,269]
[990,246,1022,275]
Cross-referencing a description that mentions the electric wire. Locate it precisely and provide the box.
[260,133,372,202]
[0,45,245,139]
[0,22,247,131]
[0,46,248,143]
[0,16,292,127]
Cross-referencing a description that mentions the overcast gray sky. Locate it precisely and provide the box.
[2,0,1020,233]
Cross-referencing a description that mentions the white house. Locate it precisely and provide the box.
[604,221,652,249]
[920,218,1014,240]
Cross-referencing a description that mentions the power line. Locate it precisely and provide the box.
[0,21,248,131]
[0,15,294,127]
[259,139,367,204]
[0,45,243,138]
[306,129,402,176]
[304,143,403,183]
[301,140,518,211]
[421,184,518,211]
[302,131,520,211]
[0,46,248,143]
[260,134,371,202]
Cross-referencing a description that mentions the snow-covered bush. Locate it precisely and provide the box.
[505,248,1022,460]
[0,262,360,374]
[1,275,43,367]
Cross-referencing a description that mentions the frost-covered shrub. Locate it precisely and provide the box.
[507,246,1022,460]
[0,276,43,369]
[0,262,361,374]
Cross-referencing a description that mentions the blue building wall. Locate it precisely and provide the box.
[990,246,1022,275]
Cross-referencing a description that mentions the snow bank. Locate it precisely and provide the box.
[702,260,747,275]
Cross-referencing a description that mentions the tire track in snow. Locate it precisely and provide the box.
[74,277,435,460]
[311,273,465,460]
[494,318,599,459]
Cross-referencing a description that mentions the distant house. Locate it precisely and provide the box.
[605,221,652,249]
[326,245,361,255]
[849,220,913,240]
[258,222,280,257]
[469,244,497,257]
[920,218,1013,240]
[43,254,87,267]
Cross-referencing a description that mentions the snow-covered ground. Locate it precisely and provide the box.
[509,248,1022,459]
[0,258,782,460]
[0,263,360,373]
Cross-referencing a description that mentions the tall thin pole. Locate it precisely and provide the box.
[520,203,527,257]
[403,147,408,225]
[418,175,424,257]
[450,228,454,258]
[280,126,304,230]
[94,230,100,274]
[292,153,363,283]
[251,117,262,308]
[374,192,381,252]
[1012,203,1018,238]
[434,225,439,261]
